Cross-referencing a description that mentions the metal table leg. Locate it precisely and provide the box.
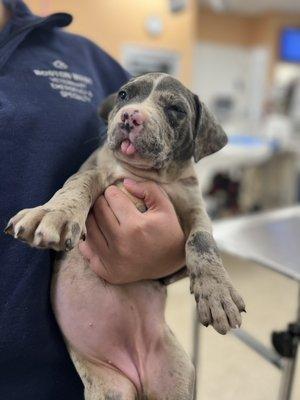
[192,307,200,399]
[278,285,300,400]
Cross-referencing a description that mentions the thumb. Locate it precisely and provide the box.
[123,178,169,211]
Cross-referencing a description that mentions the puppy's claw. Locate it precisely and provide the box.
[65,239,74,251]
[4,222,13,235]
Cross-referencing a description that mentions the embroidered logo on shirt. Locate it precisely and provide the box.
[53,59,69,70]
[33,60,94,103]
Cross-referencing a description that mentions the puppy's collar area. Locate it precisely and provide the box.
[116,157,159,174]
[113,154,189,185]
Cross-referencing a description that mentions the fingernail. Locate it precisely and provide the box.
[123,178,136,186]
[104,185,119,197]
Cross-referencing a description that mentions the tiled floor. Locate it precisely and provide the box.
[166,253,300,400]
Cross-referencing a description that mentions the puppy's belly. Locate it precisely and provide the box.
[51,248,168,392]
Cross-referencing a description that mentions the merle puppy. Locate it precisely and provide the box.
[5,73,245,400]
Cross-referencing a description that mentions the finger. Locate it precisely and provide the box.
[79,239,109,279]
[93,196,119,240]
[79,214,113,279]
[104,185,139,223]
[84,213,108,252]
[123,178,170,212]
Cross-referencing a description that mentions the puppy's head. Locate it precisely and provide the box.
[100,73,227,169]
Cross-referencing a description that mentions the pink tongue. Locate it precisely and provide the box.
[121,139,136,155]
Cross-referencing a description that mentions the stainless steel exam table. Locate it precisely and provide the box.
[192,206,300,400]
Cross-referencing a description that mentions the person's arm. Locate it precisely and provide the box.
[79,179,186,284]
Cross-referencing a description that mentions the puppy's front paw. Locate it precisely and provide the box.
[191,274,245,335]
[4,207,86,251]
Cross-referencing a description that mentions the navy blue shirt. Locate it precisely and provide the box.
[0,1,129,399]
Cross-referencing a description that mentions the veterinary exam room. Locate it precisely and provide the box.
[1,0,300,399]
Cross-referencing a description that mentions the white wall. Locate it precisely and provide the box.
[192,42,270,135]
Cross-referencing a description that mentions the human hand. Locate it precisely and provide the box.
[78,179,185,284]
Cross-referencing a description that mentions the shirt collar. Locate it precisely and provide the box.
[2,0,72,29]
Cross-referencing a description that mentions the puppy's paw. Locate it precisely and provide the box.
[191,274,245,335]
[4,207,86,251]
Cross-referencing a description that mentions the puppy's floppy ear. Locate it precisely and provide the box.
[99,93,117,122]
[193,95,228,163]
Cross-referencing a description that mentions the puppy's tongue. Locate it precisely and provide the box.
[121,139,136,155]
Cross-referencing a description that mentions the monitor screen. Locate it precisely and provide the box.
[280,28,300,63]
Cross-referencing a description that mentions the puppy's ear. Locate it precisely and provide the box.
[99,93,117,122]
[193,95,228,163]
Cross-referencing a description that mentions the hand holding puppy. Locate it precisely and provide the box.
[79,179,186,284]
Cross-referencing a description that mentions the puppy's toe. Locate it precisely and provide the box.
[5,207,47,243]
[230,286,246,313]
[4,209,31,236]
[33,211,65,249]
[4,221,14,235]
[222,299,241,329]
[210,300,230,335]
[62,221,86,251]
[196,296,212,327]
[13,208,46,242]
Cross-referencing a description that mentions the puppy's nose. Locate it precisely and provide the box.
[120,108,146,133]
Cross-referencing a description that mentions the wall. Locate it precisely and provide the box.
[26,0,197,87]
[196,8,256,47]
[24,1,300,84]
[195,7,300,79]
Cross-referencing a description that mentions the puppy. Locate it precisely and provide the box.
[5,73,245,400]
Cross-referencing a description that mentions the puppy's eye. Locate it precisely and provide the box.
[166,105,187,119]
[118,90,127,100]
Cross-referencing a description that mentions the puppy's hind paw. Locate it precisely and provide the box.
[192,276,245,335]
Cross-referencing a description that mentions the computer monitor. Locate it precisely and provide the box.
[280,27,300,63]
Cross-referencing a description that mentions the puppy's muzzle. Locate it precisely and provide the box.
[119,107,146,136]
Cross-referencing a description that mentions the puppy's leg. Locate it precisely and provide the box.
[69,349,137,400]
[5,168,113,251]
[143,329,195,400]
[186,207,245,335]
